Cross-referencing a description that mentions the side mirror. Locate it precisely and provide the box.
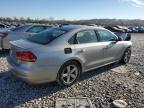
[117,36,122,41]
[114,36,122,41]
[125,33,131,41]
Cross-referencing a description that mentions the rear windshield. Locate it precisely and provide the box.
[27,29,66,44]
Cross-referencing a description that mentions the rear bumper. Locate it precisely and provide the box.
[7,56,60,84]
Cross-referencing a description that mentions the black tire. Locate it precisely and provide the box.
[57,61,81,86]
[120,47,131,64]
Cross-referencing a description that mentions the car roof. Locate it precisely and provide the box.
[23,24,51,27]
[56,25,105,31]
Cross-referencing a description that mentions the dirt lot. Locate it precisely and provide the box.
[0,33,144,108]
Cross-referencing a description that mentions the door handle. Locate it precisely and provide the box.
[104,42,116,49]
[104,44,112,49]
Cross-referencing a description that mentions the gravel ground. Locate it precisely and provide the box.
[0,33,144,108]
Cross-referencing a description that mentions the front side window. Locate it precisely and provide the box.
[76,30,98,44]
[27,29,66,44]
[98,30,118,42]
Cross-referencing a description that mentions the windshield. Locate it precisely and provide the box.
[27,28,66,44]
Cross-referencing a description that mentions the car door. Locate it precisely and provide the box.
[72,29,104,71]
[97,29,124,63]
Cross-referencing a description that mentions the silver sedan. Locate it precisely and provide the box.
[7,25,132,86]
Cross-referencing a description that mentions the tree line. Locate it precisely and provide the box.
[0,17,144,26]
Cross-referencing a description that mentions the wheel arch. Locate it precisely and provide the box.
[60,58,83,73]
[125,45,132,51]
[56,58,83,86]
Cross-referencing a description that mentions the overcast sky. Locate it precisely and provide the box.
[0,0,144,20]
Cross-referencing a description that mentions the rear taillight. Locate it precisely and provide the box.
[0,32,8,38]
[16,51,37,62]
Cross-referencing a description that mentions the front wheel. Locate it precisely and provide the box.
[57,61,81,86]
[120,47,131,64]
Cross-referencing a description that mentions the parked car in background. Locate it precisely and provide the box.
[7,25,132,86]
[114,32,131,41]
[128,26,138,33]
[104,26,125,32]
[104,25,132,40]
[0,24,52,50]
[0,23,9,32]
[114,25,131,33]
[135,26,144,33]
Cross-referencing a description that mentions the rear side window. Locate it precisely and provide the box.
[76,30,98,44]
[26,26,48,33]
[27,29,66,44]
[97,30,118,42]
[68,36,76,44]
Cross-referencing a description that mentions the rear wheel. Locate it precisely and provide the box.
[57,61,80,86]
[121,47,131,64]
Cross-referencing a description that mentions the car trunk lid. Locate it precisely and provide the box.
[10,39,40,63]
[10,39,41,49]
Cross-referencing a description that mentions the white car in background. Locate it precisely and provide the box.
[0,24,52,50]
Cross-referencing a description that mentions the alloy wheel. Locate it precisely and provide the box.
[61,65,78,85]
[124,49,131,63]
